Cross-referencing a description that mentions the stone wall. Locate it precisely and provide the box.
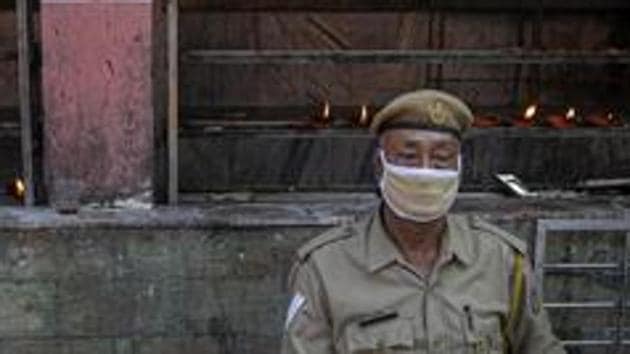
[0,225,319,354]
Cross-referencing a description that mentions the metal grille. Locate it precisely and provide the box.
[534,218,630,352]
[170,1,630,201]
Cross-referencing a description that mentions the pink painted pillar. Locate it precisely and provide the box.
[42,0,154,205]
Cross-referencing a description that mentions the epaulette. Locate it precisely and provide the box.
[297,224,356,262]
[470,216,527,255]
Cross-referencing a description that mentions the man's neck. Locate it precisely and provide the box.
[382,205,447,272]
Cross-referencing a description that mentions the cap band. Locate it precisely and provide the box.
[377,121,462,140]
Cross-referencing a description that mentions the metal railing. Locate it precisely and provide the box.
[535,218,630,352]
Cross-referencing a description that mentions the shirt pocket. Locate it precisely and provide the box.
[341,316,417,354]
[463,310,506,354]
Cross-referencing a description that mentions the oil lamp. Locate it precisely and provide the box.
[473,114,502,128]
[6,177,26,203]
[512,104,537,127]
[547,107,577,128]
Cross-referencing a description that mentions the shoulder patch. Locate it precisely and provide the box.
[471,216,527,255]
[284,292,306,330]
[297,225,356,262]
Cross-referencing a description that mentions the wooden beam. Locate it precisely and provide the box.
[152,0,169,204]
[167,0,179,204]
[184,49,630,65]
[178,128,630,193]
[180,0,630,12]
[16,0,35,206]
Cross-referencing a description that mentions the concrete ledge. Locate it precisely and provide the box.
[0,193,628,230]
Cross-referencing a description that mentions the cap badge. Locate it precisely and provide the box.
[428,100,452,124]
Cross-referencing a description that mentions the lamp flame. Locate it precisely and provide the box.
[524,105,537,120]
[566,107,576,120]
[15,178,25,196]
[607,113,614,121]
[6,177,26,202]
[322,101,330,121]
[359,105,368,125]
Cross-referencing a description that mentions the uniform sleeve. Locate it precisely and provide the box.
[281,259,334,354]
[509,256,566,354]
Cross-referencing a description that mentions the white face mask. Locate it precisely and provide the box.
[379,150,460,223]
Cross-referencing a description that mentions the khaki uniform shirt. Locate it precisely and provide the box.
[281,208,565,354]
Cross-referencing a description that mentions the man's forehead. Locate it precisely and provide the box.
[379,129,459,145]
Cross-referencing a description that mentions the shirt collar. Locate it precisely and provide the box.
[365,208,401,273]
[442,214,474,267]
[365,207,473,273]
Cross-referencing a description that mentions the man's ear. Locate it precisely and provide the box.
[373,150,383,197]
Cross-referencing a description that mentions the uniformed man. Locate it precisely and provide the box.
[281,89,566,354]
